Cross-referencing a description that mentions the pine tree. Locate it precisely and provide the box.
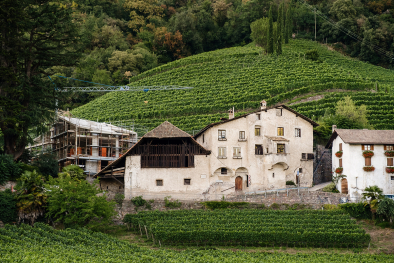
[285,6,291,44]
[267,5,274,54]
[276,4,283,55]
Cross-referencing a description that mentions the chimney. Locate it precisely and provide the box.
[260,100,267,111]
[228,107,234,119]
[332,125,337,133]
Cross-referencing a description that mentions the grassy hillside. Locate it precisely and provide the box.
[72,39,394,134]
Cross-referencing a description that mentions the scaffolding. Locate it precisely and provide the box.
[27,111,138,174]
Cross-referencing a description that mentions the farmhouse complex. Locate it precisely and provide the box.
[96,101,318,199]
[326,128,394,200]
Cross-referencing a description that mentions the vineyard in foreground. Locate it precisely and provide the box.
[123,210,370,248]
[1,223,394,262]
[72,40,394,135]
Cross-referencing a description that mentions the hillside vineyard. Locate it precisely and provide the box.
[72,40,394,134]
[2,223,393,262]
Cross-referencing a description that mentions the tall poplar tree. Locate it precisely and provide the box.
[267,5,274,54]
[277,4,283,55]
[285,6,292,44]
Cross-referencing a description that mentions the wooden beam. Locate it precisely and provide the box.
[111,175,124,186]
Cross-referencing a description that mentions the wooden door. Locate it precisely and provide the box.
[235,176,242,191]
[341,179,348,194]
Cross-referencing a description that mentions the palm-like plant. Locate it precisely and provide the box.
[14,170,47,224]
[363,185,384,220]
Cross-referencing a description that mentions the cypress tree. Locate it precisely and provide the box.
[267,5,274,54]
[285,6,291,44]
[281,3,285,42]
[276,4,282,55]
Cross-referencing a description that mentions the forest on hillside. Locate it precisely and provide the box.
[46,0,394,108]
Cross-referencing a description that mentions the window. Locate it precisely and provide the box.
[276,108,282,116]
[218,130,226,140]
[184,179,191,185]
[233,147,241,158]
[239,131,245,140]
[385,145,394,150]
[365,157,371,166]
[221,168,227,175]
[388,158,393,166]
[255,145,263,155]
[266,147,269,153]
[391,176,394,180]
[339,143,342,151]
[277,144,285,153]
[218,147,226,158]
[295,128,301,137]
[302,153,306,159]
[156,180,163,186]
[255,127,261,136]
[362,145,374,150]
[299,168,303,173]
[277,127,284,136]
[256,114,260,120]
[339,159,342,167]
[272,173,275,178]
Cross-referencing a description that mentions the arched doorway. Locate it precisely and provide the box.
[235,176,242,191]
[341,179,348,194]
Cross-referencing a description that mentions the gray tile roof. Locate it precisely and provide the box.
[143,121,191,138]
[326,129,394,148]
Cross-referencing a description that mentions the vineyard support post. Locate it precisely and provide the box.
[144,225,149,239]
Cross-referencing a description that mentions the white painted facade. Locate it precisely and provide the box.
[331,135,394,201]
[195,106,315,194]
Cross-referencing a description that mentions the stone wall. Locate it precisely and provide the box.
[0,181,17,192]
[99,178,124,199]
[313,145,332,185]
[116,190,348,220]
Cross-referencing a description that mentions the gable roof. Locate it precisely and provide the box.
[194,104,318,139]
[326,129,394,148]
[94,121,210,178]
[144,121,191,138]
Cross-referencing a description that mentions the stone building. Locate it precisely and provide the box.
[95,101,317,199]
[326,128,394,201]
[28,113,138,175]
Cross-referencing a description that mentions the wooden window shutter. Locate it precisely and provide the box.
[388,158,393,166]
[339,143,342,151]
[339,159,342,167]
[362,145,365,150]
[371,145,374,150]
[365,157,371,166]
[384,145,387,150]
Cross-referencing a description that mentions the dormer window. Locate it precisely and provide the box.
[218,130,226,140]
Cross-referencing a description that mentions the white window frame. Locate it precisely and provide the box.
[218,130,226,140]
[295,128,301,137]
[233,147,242,158]
[218,147,227,158]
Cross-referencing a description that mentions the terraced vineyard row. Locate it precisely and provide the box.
[72,39,394,135]
[123,210,370,247]
[290,92,394,130]
[1,223,392,262]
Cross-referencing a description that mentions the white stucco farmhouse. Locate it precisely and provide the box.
[95,101,318,199]
[326,128,394,201]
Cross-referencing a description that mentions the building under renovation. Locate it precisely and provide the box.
[28,112,138,175]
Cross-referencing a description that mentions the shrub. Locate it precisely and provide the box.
[114,193,125,207]
[270,203,280,210]
[45,177,116,228]
[131,196,147,207]
[201,201,249,210]
[305,49,322,62]
[339,203,372,219]
[58,165,86,181]
[286,180,295,185]
[323,204,340,210]
[0,189,17,223]
[31,152,58,179]
[376,197,394,224]
[164,196,182,208]
[0,154,23,184]
[322,183,339,193]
